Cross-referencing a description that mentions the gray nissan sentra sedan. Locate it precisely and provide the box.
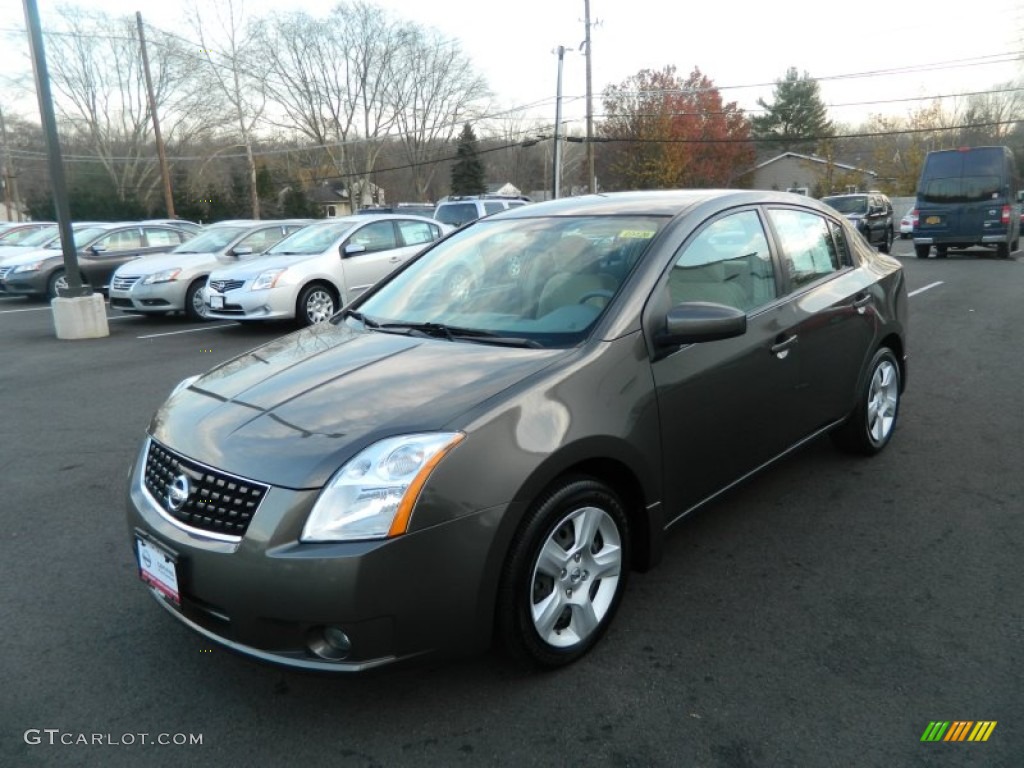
[127,190,907,672]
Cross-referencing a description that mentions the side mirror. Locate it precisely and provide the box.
[342,243,366,257]
[89,245,107,254]
[231,246,253,257]
[655,302,747,349]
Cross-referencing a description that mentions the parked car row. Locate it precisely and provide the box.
[0,221,199,299]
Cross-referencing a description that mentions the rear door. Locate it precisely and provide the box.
[764,207,879,431]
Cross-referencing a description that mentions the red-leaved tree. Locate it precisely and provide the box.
[598,66,754,191]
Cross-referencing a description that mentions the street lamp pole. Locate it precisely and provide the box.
[583,0,595,194]
[552,46,566,200]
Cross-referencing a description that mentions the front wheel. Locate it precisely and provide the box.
[296,283,338,326]
[497,477,630,670]
[879,227,893,254]
[184,278,210,321]
[831,347,901,456]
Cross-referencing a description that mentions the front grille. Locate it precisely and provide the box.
[112,275,140,291]
[144,440,268,537]
[209,279,244,293]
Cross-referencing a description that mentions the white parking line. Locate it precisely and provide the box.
[137,323,239,339]
[0,305,50,314]
[908,281,944,297]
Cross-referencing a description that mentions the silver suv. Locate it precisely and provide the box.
[434,195,530,228]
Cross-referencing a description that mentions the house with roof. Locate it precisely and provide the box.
[737,152,878,197]
[307,181,386,218]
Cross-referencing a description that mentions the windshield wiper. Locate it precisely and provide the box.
[339,308,380,328]
[375,321,543,348]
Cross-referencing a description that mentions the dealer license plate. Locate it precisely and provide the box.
[925,215,942,225]
[135,535,180,608]
[209,294,224,309]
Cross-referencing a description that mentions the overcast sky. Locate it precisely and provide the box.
[6,0,1023,133]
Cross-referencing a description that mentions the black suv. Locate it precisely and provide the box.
[821,192,894,253]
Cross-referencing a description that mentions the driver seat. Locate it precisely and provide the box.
[536,236,618,316]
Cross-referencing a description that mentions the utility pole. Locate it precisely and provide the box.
[552,46,566,200]
[0,105,15,221]
[583,0,596,194]
[137,12,175,218]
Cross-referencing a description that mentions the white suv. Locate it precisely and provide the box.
[204,214,450,326]
[434,196,530,228]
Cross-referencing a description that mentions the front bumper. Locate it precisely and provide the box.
[1,271,48,296]
[110,280,188,313]
[205,283,299,321]
[126,440,504,670]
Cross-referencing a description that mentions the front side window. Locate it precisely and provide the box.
[348,221,397,253]
[667,210,775,312]
[96,229,142,251]
[768,208,839,289]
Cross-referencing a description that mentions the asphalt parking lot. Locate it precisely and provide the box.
[2,237,1022,767]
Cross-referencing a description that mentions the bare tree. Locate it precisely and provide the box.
[388,27,489,201]
[42,7,208,210]
[188,0,266,217]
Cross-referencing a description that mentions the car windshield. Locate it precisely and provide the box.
[44,226,111,249]
[350,215,664,348]
[823,196,868,215]
[172,225,251,253]
[266,219,358,255]
[3,226,57,246]
[0,227,44,245]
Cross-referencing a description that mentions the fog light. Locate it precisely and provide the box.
[308,625,352,660]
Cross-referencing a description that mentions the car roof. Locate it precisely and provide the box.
[496,189,826,219]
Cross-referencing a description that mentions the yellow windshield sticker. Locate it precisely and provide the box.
[618,229,656,239]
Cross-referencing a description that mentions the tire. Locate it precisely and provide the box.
[296,283,338,326]
[184,278,210,321]
[879,227,893,254]
[831,347,901,456]
[996,242,1010,259]
[936,246,948,258]
[914,244,930,259]
[497,476,630,670]
[900,233,909,240]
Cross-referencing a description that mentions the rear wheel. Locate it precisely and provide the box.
[832,347,901,456]
[296,283,338,326]
[497,477,630,669]
[184,278,210,321]
[47,269,88,299]
[936,246,948,258]
[996,242,1010,259]
[914,244,930,258]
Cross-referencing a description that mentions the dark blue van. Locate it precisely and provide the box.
[913,146,1020,259]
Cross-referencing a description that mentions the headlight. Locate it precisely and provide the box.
[251,268,286,290]
[141,268,182,285]
[301,432,465,542]
[12,261,43,273]
[169,374,201,399]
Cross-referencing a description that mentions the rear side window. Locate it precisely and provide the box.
[396,219,437,246]
[768,209,839,289]
[483,202,505,215]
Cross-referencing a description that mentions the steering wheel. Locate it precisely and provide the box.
[577,289,615,305]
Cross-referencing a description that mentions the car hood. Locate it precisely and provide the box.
[0,247,61,267]
[208,253,316,281]
[115,251,220,276]
[151,321,566,488]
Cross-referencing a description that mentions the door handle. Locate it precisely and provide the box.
[770,334,798,357]
[853,293,871,313]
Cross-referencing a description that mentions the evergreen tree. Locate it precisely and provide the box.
[450,123,486,196]
[752,68,833,154]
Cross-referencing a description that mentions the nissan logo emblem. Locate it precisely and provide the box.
[167,474,191,512]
